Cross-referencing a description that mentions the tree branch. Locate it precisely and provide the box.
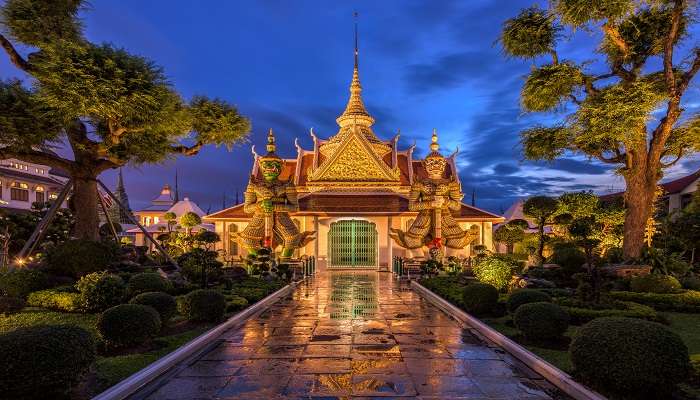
[602,22,629,60]
[0,33,30,72]
[660,149,684,168]
[664,0,684,97]
[171,141,204,156]
[679,48,700,95]
[0,146,74,173]
[596,149,626,164]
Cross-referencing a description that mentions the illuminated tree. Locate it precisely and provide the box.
[523,196,559,264]
[501,1,700,258]
[0,0,250,240]
[493,219,529,254]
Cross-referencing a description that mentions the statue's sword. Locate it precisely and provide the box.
[264,199,274,248]
[433,196,442,247]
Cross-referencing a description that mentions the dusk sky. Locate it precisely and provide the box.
[2,0,699,213]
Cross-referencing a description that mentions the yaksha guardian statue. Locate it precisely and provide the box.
[238,130,314,258]
[390,130,478,251]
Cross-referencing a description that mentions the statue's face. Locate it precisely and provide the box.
[260,160,282,181]
[424,157,447,179]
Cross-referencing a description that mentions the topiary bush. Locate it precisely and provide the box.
[225,295,248,313]
[471,256,514,290]
[127,272,172,297]
[0,296,25,315]
[97,304,161,347]
[680,274,700,291]
[177,289,226,322]
[0,268,49,298]
[630,274,682,294]
[76,271,126,312]
[27,287,82,312]
[570,317,690,397]
[507,289,552,313]
[45,239,117,278]
[0,324,96,399]
[513,302,569,340]
[461,283,499,316]
[549,243,586,275]
[130,292,177,323]
[608,290,700,313]
[178,248,223,285]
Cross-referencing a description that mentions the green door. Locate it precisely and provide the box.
[328,220,378,268]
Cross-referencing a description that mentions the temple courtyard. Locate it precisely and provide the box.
[133,271,563,400]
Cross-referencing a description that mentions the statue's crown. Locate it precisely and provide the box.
[258,129,282,163]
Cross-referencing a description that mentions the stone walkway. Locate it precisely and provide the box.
[138,271,564,399]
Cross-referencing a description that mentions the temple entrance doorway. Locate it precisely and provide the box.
[327,219,378,269]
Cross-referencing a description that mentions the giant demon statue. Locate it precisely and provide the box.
[238,130,315,258]
[390,130,478,251]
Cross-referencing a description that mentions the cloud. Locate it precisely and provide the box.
[534,158,610,175]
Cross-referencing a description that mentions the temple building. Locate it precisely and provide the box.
[204,52,503,270]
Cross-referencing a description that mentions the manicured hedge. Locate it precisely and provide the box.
[177,289,226,322]
[76,272,126,312]
[130,292,177,323]
[0,324,96,399]
[97,304,161,347]
[127,272,172,297]
[507,289,552,313]
[570,317,690,397]
[608,290,700,313]
[513,302,569,340]
[420,276,464,306]
[561,300,661,324]
[0,296,25,315]
[45,239,117,278]
[630,274,682,294]
[462,283,499,316]
[225,295,248,313]
[0,268,49,298]
[27,288,82,312]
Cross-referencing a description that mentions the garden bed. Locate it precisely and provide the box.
[608,290,700,313]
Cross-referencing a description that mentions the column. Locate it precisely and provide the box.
[386,216,393,272]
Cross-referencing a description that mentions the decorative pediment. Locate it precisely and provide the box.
[308,126,400,183]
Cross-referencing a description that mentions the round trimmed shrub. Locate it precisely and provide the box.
[178,289,226,322]
[0,268,48,298]
[130,292,177,323]
[97,304,161,347]
[0,296,25,315]
[226,295,248,313]
[513,302,569,340]
[507,289,552,313]
[471,256,513,290]
[461,283,498,316]
[630,274,682,294]
[680,275,700,291]
[0,324,96,399]
[76,272,126,312]
[127,272,172,297]
[570,317,690,396]
[45,239,117,278]
[549,244,586,275]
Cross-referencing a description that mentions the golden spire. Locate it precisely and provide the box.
[266,128,276,153]
[426,128,444,159]
[336,12,375,129]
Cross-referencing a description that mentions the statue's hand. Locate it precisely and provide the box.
[260,199,274,212]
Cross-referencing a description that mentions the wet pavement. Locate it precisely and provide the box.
[139,271,563,399]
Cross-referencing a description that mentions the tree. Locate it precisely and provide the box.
[523,196,559,264]
[569,216,604,303]
[179,212,202,236]
[0,0,250,240]
[556,192,625,251]
[501,1,700,259]
[493,219,529,254]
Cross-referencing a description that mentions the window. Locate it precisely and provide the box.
[228,223,239,256]
[10,162,28,171]
[35,168,45,175]
[35,186,45,203]
[153,217,160,225]
[681,193,694,210]
[10,182,29,201]
[49,192,58,200]
[144,216,152,226]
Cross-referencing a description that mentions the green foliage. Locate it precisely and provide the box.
[75,272,126,312]
[513,302,569,340]
[493,220,527,253]
[522,63,583,112]
[225,295,248,313]
[0,296,25,315]
[0,268,48,298]
[129,292,177,323]
[178,248,223,286]
[570,317,690,397]
[0,324,96,400]
[609,290,700,313]
[97,304,161,347]
[0,0,83,46]
[177,289,226,322]
[681,275,700,291]
[45,239,117,278]
[461,283,499,316]
[520,125,570,161]
[524,196,560,221]
[507,289,552,313]
[554,0,634,27]
[472,256,514,290]
[179,212,202,229]
[557,298,661,324]
[642,247,691,276]
[0,80,63,148]
[630,273,682,294]
[420,276,465,306]
[501,7,559,58]
[549,243,586,274]
[126,272,171,297]
[27,287,81,312]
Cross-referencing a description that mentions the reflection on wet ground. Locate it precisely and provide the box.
[140,271,564,399]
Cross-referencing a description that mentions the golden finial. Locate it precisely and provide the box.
[266,128,276,153]
[430,128,439,152]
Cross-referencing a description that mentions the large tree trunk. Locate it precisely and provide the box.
[622,162,658,259]
[72,175,100,241]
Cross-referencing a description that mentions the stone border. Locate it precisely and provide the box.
[411,280,607,400]
[93,280,300,400]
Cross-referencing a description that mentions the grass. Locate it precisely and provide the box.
[0,307,99,338]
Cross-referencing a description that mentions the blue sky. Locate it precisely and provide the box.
[2,0,699,213]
